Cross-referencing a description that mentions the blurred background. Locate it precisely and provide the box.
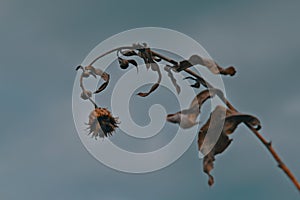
[1,0,300,199]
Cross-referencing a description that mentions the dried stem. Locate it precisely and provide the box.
[151,49,300,191]
[89,46,135,66]
[86,44,300,191]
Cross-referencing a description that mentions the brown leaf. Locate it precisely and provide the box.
[76,65,82,71]
[223,113,261,134]
[166,89,223,129]
[198,105,261,186]
[137,83,159,97]
[121,50,137,56]
[176,55,236,76]
[118,57,129,69]
[138,48,153,70]
[94,74,110,94]
[137,60,162,97]
[183,76,201,88]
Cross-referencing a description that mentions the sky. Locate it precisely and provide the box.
[1,0,300,199]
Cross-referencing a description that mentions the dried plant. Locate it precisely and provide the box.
[76,43,300,191]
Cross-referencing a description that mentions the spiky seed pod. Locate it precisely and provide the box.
[87,107,119,139]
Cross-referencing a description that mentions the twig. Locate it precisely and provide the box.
[151,49,300,191]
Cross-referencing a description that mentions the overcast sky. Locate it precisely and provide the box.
[1,0,300,199]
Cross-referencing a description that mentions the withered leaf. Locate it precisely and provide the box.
[223,113,261,134]
[176,55,236,76]
[76,65,82,71]
[118,57,129,69]
[198,105,261,186]
[164,65,181,94]
[183,76,201,88]
[85,65,105,77]
[118,57,139,72]
[138,48,153,70]
[137,60,162,97]
[94,74,110,94]
[166,89,223,129]
[137,83,159,97]
[128,59,138,67]
[121,50,137,57]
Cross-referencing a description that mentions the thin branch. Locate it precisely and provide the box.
[85,45,300,191]
[151,49,300,191]
[89,46,135,66]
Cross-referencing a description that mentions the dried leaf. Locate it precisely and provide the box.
[166,89,223,129]
[76,65,82,71]
[118,57,129,69]
[198,105,261,186]
[138,48,153,70]
[183,76,201,88]
[223,113,261,134]
[164,65,181,94]
[137,60,162,97]
[137,83,159,97]
[176,55,236,76]
[85,65,105,77]
[118,57,138,72]
[121,50,137,56]
[94,74,110,94]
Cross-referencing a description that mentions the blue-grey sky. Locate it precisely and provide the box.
[1,0,300,199]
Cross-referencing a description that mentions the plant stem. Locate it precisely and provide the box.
[89,46,134,66]
[151,49,300,191]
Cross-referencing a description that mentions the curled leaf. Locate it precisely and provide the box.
[164,65,181,94]
[137,60,162,97]
[85,65,105,77]
[94,73,110,94]
[76,65,83,71]
[137,83,159,97]
[223,112,261,134]
[121,50,137,57]
[176,55,236,76]
[183,76,201,88]
[118,57,138,72]
[118,57,129,69]
[198,105,261,186]
[138,48,153,70]
[166,89,223,129]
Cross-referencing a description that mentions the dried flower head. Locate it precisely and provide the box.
[87,107,119,139]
